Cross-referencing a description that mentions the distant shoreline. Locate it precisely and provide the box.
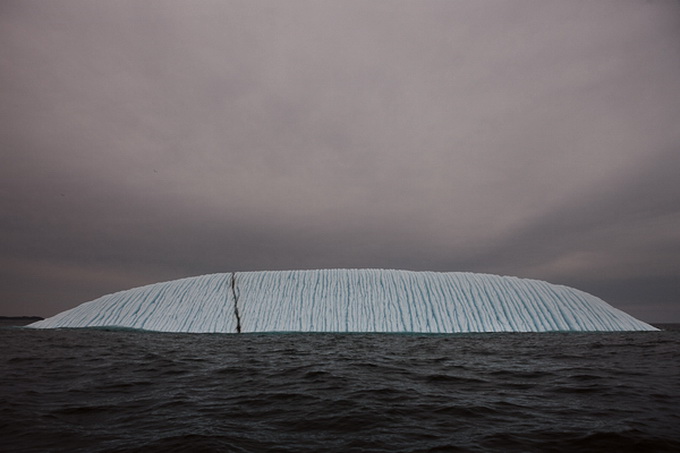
[0,316,44,326]
[0,316,44,321]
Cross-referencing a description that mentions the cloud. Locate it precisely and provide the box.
[1,1,679,320]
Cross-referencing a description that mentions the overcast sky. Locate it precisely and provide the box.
[2,0,679,322]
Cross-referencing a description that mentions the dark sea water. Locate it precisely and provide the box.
[2,324,679,453]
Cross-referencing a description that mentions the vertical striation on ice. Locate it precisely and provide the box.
[236,270,656,332]
[29,274,237,333]
[29,269,658,333]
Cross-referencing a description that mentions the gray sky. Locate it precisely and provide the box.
[2,0,679,322]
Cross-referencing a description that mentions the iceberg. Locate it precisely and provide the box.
[29,269,657,333]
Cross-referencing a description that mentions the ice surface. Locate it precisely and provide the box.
[29,269,658,333]
[30,274,237,333]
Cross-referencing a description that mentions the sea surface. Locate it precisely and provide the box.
[1,323,679,452]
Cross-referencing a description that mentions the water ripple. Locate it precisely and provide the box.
[1,327,679,452]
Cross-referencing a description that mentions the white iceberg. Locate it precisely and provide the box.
[29,269,657,333]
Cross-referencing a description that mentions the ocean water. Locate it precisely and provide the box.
[1,325,679,452]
